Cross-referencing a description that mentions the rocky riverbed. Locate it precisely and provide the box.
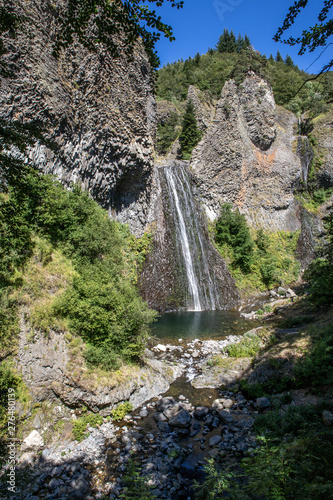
[2,327,270,500]
[8,387,270,499]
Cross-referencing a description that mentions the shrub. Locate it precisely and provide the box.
[215,203,254,273]
[111,402,133,421]
[226,334,262,357]
[84,344,121,371]
[120,458,156,499]
[157,113,179,155]
[260,256,279,287]
[72,412,103,442]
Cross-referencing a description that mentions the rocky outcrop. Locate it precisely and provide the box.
[311,105,333,189]
[187,85,215,132]
[0,0,156,236]
[157,100,181,127]
[18,318,184,414]
[191,74,303,232]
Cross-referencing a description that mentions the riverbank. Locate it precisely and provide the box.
[2,294,333,499]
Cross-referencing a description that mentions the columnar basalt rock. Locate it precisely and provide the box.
[0,0,156,236]
[187,85,216,132]
[191,74,303,232]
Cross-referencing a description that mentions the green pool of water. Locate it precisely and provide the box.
[151,310,260,342]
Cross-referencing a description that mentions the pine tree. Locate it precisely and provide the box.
[216,28,237,53]
[179,101,202,160]
[236,33,251,53]
[275,51,283,62]
[285,54,294,67]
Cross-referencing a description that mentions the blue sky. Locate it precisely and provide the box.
[154,0,332,74]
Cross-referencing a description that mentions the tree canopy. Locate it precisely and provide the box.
[274,0,333,75]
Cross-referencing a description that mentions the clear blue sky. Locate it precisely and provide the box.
[155,0,332,74]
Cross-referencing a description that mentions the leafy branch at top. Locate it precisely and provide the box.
[274,0,333,74]
[52,0,184,69]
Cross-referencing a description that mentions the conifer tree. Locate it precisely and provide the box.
[179,101,202,160]
[275,50,284,62]
[216,28,237,53]
[285,54,294,67]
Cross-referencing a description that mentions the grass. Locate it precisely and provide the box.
[225,328,271,358]
[279,315,316,328]
[14,236,75,333]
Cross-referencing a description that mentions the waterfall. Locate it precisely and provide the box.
[162,163,221,311]
[297,136,313,187]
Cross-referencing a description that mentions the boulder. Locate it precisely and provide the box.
[286,288,297,299]
[21,430,44,452]
[168,408,192,429]
[218,411,234,424]
[156,397,177,412]
[68,477,90,499]
[322,410,333,426]
[209,435,222,447]
[153,412,167,422]
[194,406,209,419]
[256,397,271,410]
[212,399,224,411]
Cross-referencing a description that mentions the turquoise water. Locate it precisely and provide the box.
[151,310,259,342]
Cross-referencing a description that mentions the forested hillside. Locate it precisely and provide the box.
[156,29,333,156]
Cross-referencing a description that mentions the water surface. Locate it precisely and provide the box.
[151,310,259,342]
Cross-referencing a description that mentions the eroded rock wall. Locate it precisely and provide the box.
[191,74,303,232]
[311,105,333,189]
[0,0,156,235]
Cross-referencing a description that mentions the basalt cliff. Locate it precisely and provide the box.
[0,0,156,236]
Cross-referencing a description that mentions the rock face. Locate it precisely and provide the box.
[191,74,303,231]
[0,0,156,236]
[311,105,333,188]
[187,85,215,132]
[18,316,184,413]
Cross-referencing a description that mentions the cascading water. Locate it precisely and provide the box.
[162,162,221,311]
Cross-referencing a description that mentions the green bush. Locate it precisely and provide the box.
[226,334,262,357]
[260,256,279,287]
[84,344,121,371]
[157,113,179,155]
[111,402,133,421]
[120,458,156,499]
[72,412,104,442]
[1,165,157,370]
